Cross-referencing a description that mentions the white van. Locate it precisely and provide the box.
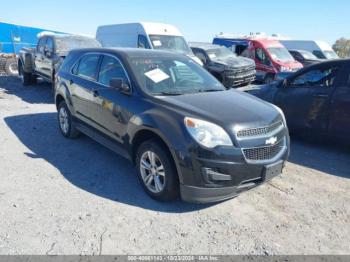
[280,40,338,60]
[96,22,203,65]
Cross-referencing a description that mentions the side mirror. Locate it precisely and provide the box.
[110,78,131,94]
[282,79,288,87]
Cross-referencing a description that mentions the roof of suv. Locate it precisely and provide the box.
[70,47,190,59]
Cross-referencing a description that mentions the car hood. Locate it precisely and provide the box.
[211,56,255,69]
[157,89,280,131]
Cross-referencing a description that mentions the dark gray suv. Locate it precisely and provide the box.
[55,48,290,203]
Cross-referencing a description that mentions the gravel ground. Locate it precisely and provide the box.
[0,76,349,255]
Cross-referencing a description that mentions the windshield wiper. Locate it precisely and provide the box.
[157,91,183,96]
[198,89,224,93]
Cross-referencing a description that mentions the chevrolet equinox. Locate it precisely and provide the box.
[55,48,290,203]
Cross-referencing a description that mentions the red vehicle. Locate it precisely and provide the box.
[242,39,303,83]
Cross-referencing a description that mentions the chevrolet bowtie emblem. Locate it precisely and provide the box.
[266,136,278,145]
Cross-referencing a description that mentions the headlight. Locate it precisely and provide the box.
[272,105,287,126]
[184,117,233,148]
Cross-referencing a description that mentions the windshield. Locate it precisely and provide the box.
[129,56,225,96]
[267,47,295,62]
[299,50,318,60]
[324,50,339,59]
[55,37,101,52]
[206,47,235,60]
[149,35,192,54]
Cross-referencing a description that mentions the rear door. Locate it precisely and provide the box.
[274,63,341,132]
[328,62,350,139]
[69,53,102,126]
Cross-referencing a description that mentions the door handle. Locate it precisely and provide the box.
[313,94,329,98]
[93,90,99,97]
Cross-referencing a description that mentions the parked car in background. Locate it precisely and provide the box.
[18,33,100,87]
[280,40,339,60]
[96,22,203,66]
[190,43,255,87]
[55,48,290,203]
[213,37,303,83]
[246,59,350,142]
[288,49,321,67]
[0,22,63,76]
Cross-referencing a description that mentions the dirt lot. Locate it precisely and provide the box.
[0,75,349,255]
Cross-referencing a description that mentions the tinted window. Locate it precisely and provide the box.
[75,54,100,80]
[138,35,150,49]
[37,37,46,53]
[255,48,270,66]
[313,50,326,59]
[291,66,340,87]
[46,37,54,52]
[193,50,207,64]
[98,55,128,86]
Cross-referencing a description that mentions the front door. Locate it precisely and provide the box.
[41,36,54,80]
[274,64,341,132]
[328,63,350,139]
[92,54,132,142]
[254,47,274,82]
[34,37,47,76]
[69,53,102,126]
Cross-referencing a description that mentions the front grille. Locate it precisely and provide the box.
[226,65,256,76]
[237,121,283,139]
[243,138,285,162]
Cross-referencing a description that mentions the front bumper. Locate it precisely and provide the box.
[179,156,287,203]
[175,123,290,203]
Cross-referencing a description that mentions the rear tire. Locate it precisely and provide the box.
[57,101,80,139]
[136,139,179,202]
[4,58,18,76]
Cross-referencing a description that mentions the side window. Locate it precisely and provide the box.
[138,35,150,49]
[98,55,129,86]
[37,37,46,53]
[291,66,340,87]
[312,50,325,59]
[46,37,54,52]
[255,48,270,66]
[194,50,207,64]
[75,54,100,80]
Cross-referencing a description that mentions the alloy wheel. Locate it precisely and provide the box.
[140,151,166,193]
[59,106,69,134]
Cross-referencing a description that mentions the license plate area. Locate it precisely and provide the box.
[263,161,284,181]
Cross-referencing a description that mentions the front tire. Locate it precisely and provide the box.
[136,139,179,202]
[57,101,80,139]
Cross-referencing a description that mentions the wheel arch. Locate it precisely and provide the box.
[130,128,183,184]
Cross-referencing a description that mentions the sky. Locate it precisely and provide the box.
[1,0,350,45]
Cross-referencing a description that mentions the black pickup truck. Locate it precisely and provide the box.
[18,34,101,87]
[245,59,350,142]
[190,43,256,87]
